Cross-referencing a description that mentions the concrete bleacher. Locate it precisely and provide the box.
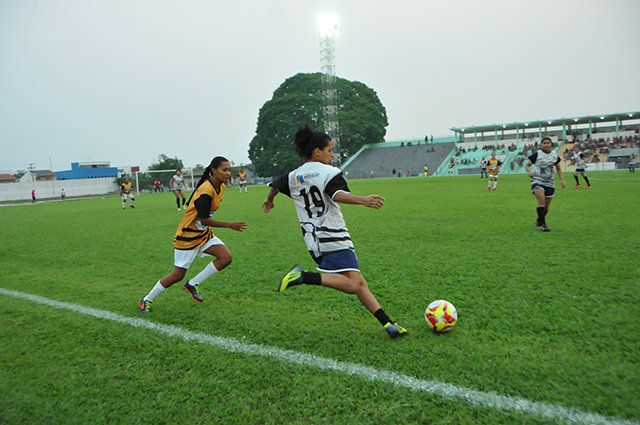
[342,142,455,178]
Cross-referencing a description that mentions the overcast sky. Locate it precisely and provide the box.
[1,0,638,173]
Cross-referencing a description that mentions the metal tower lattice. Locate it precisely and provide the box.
[319,24,340,165]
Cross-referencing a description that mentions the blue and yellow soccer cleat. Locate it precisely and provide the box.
[184,281,204,302]
[384,322,408,339]
[139,298,151,314]
[278,264,304,293]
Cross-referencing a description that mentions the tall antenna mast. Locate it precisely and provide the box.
[318,13,340,166]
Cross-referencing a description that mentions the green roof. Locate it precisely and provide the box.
[450,111,639,134]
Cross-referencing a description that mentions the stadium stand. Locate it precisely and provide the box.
[341,141,455,179]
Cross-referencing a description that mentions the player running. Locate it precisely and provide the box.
[571,146,591,188]
[487,152,502,191]
[238,168,248,193]
[525,137,566,232]
[121,177,135,209]
[170,169,187,211]
[138,157,247,313]
[262,125,407,339]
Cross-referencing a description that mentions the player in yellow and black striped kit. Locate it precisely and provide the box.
[138,156,247,313]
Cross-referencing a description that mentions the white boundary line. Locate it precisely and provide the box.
[1,288,637,425]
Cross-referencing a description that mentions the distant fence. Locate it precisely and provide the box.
[0,178,118,202]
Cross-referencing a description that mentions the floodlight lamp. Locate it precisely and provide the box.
[548,121,552,124]
[629,114,633,117]
[574,118,579,122]
[318,13,339,38]
[525,123,528,126]
[600,116,605,119]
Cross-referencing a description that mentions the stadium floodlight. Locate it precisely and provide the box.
[600,116,605,119]
[318,12,341,165]
[318,13,339,38]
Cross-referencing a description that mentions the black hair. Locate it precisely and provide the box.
[541,137,552,143]
[186,156,229,206]
[294,125,331,159]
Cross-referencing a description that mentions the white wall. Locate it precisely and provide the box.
[0,178,118,202]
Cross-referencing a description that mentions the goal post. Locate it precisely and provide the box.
[134,169,196,196]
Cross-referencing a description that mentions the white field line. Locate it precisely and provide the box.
[0,288,637,425]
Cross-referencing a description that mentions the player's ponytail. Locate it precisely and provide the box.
[294,125,330,159]
[186,156,228,206]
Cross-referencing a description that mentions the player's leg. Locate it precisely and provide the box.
[174,191,181,210]
[183,242,232,302]
[277,252,407,338]
[533,186,547,227]
[582,172,591,187]
[180,190,186,209]
[139,266,188,313]
[573,172,580,188]
[121,194,126,209]
[492,175,498,190]
[130,195,135,208]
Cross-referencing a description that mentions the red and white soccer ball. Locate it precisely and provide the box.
[425,300,457,332]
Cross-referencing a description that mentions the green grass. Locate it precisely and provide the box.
[1,171,639,424]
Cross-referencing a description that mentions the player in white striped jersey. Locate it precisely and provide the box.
[571,146,591,188]
[262,125,407,339]
[525,137,566,232]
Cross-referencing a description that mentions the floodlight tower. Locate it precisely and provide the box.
[318,13,341,165]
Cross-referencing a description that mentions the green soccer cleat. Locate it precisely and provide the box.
[384,322,408,339]
[184,281,204,302]
[278,264,304,293]
[139,298,151,314]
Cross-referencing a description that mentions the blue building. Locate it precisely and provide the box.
[56,162,118,180]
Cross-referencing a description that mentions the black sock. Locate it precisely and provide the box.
[374,308,392,325]
[301,272,321,285]
[182,198,186,206]
[536,206,546,224]
[176,198,180,208]
[583,176,590,186]
[574,175,580,185]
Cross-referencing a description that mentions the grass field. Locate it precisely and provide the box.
[1,171,639,425]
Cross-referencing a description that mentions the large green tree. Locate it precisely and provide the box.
[249,73,388,177]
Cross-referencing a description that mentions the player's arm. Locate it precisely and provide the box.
[555,163,566,188]
[262,187,279,213]
[193,194,247,231]
[263,173,290,213]
[333,191,385,209]
[524,161,534,177]
[169,177,174,191]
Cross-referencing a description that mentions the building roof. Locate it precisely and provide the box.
[0,173,17,181]
[450,111,639,134]
[31,170,56,177]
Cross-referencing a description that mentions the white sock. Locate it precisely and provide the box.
[144,281,166,303]
[189,263,219,286]
[493,181,498,189]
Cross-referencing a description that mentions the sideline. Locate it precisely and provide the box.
[0,288,636,425]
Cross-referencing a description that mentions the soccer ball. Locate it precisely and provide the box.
[425,300,457,332]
